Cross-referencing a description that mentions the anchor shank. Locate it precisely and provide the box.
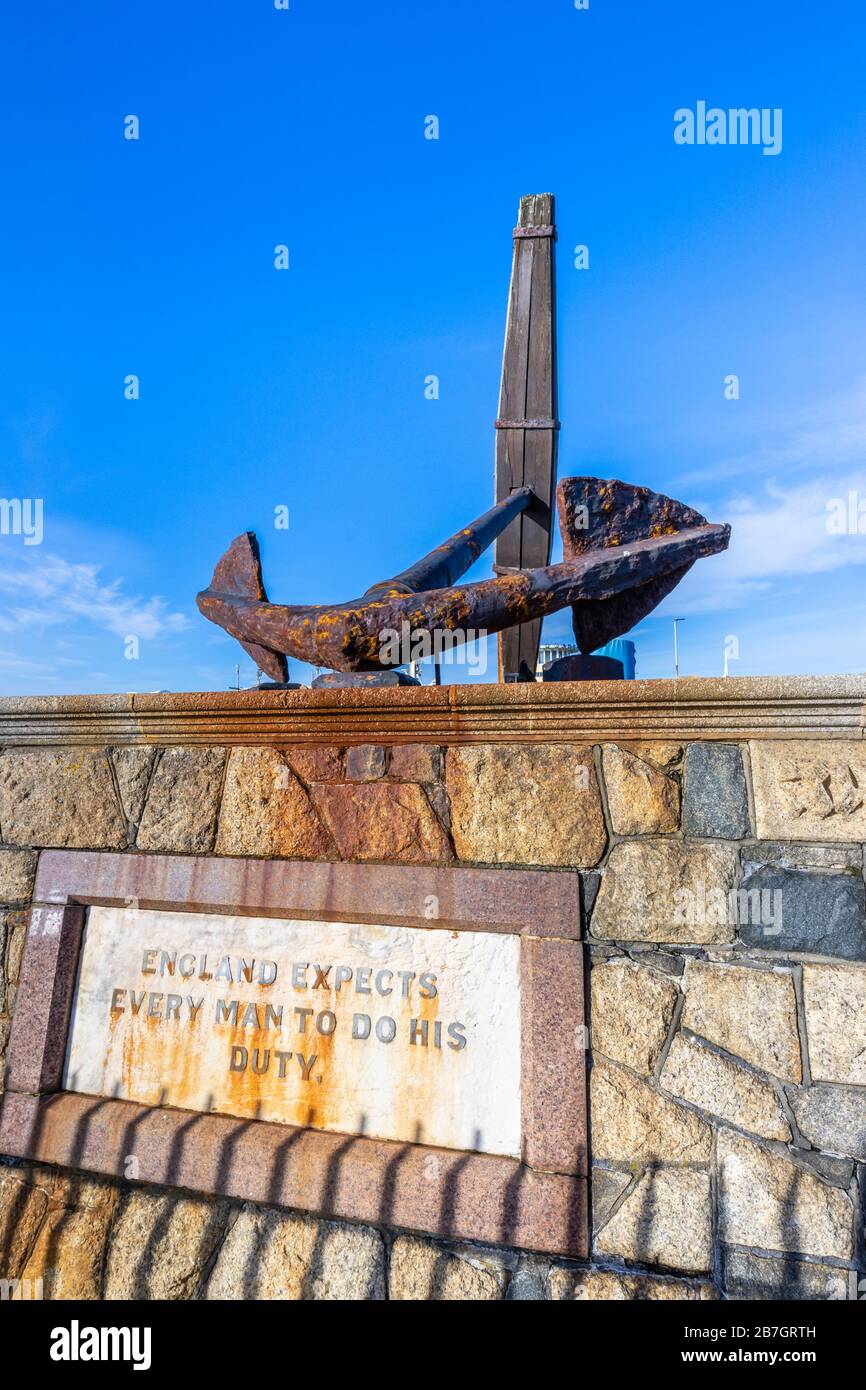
[364,486,534,598]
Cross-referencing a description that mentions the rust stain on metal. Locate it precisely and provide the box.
[196,479,728,677]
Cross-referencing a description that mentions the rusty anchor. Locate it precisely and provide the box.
[196,476,730,682]
[196,193,730,683]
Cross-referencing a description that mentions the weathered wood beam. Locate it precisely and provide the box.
[494,193,558,680]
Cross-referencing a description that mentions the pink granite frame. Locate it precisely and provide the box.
[0,850,588,1257]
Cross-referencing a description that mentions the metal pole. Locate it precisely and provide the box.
[673,618,686,678]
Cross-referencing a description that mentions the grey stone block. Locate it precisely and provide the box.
[792,1151,855,1186]
[742,842,862,874]
[591,1167,632,1234]
[345,744,388,781]
[683,743,750,838]
[789,1084,866,1161]
[722,1248,849,1301]
[737,866,866,961]
[580,870,601,930]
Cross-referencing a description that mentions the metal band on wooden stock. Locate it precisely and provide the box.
[513,225,557,239]
[494,418,561,430]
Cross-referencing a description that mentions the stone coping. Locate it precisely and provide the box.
[0,675,863,746]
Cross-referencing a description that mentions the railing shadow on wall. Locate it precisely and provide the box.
[4,1094,588,1300]
[0,1087,123,1292]
[298,1116,370,1300]
[130,1093,224,1299]
[0,1090,69,1281]
[427,1126,484,1298]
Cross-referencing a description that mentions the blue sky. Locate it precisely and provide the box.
[2,0,866,692]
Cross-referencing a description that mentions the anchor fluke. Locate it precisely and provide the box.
[201,531,289,684]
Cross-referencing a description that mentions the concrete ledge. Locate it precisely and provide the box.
[0,675,863,746]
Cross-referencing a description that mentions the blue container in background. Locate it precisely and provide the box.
[597,638,636,679]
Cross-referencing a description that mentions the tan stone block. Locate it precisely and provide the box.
[660,1033,790,1140]
[0,749,125,849]
[7,1168,119,1300]
[0,1165,50,1281]
[591,958,679,1075]
[20,1203,116,1300]
[446,744,606,868]
[602,745,680,834]
[389,1235,508,1300]
[48,1169,117,1213]
[0,849,37,903]
[111,747,158,825]
[104,1190,231,1299]
[717,1129,854,1260]
[137,747,226,853]
[204,1204,385,1300]
[215,747,333,858]
[5,911,26,989]
[617,742,683,770]
[680,961,802,1082]
[750,740,866,841]
[549,1267,716,1300]
[594,1168,713,1273]
[284,747,345,782]
[591,839,738,944]
[312,781,452,863]
[591,1058,712,1164]
[802,962,866,1084]
[387,744,442,783]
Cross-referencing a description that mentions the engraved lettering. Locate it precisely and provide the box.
[216,998,239,1026]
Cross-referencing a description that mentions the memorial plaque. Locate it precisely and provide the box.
[64,907,522,1156]
[0,851,589,1257]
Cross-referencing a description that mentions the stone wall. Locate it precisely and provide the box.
[0,683,864,1300]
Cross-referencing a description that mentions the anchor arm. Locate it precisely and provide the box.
[363,486,535,598]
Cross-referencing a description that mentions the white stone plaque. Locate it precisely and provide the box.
[63,907,522,1157]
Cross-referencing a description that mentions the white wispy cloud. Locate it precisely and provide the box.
[0,649,59,676]
[693,373,866,484]
[667,470,866,614]
[663,370,866,617]
[0,549,189,640]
